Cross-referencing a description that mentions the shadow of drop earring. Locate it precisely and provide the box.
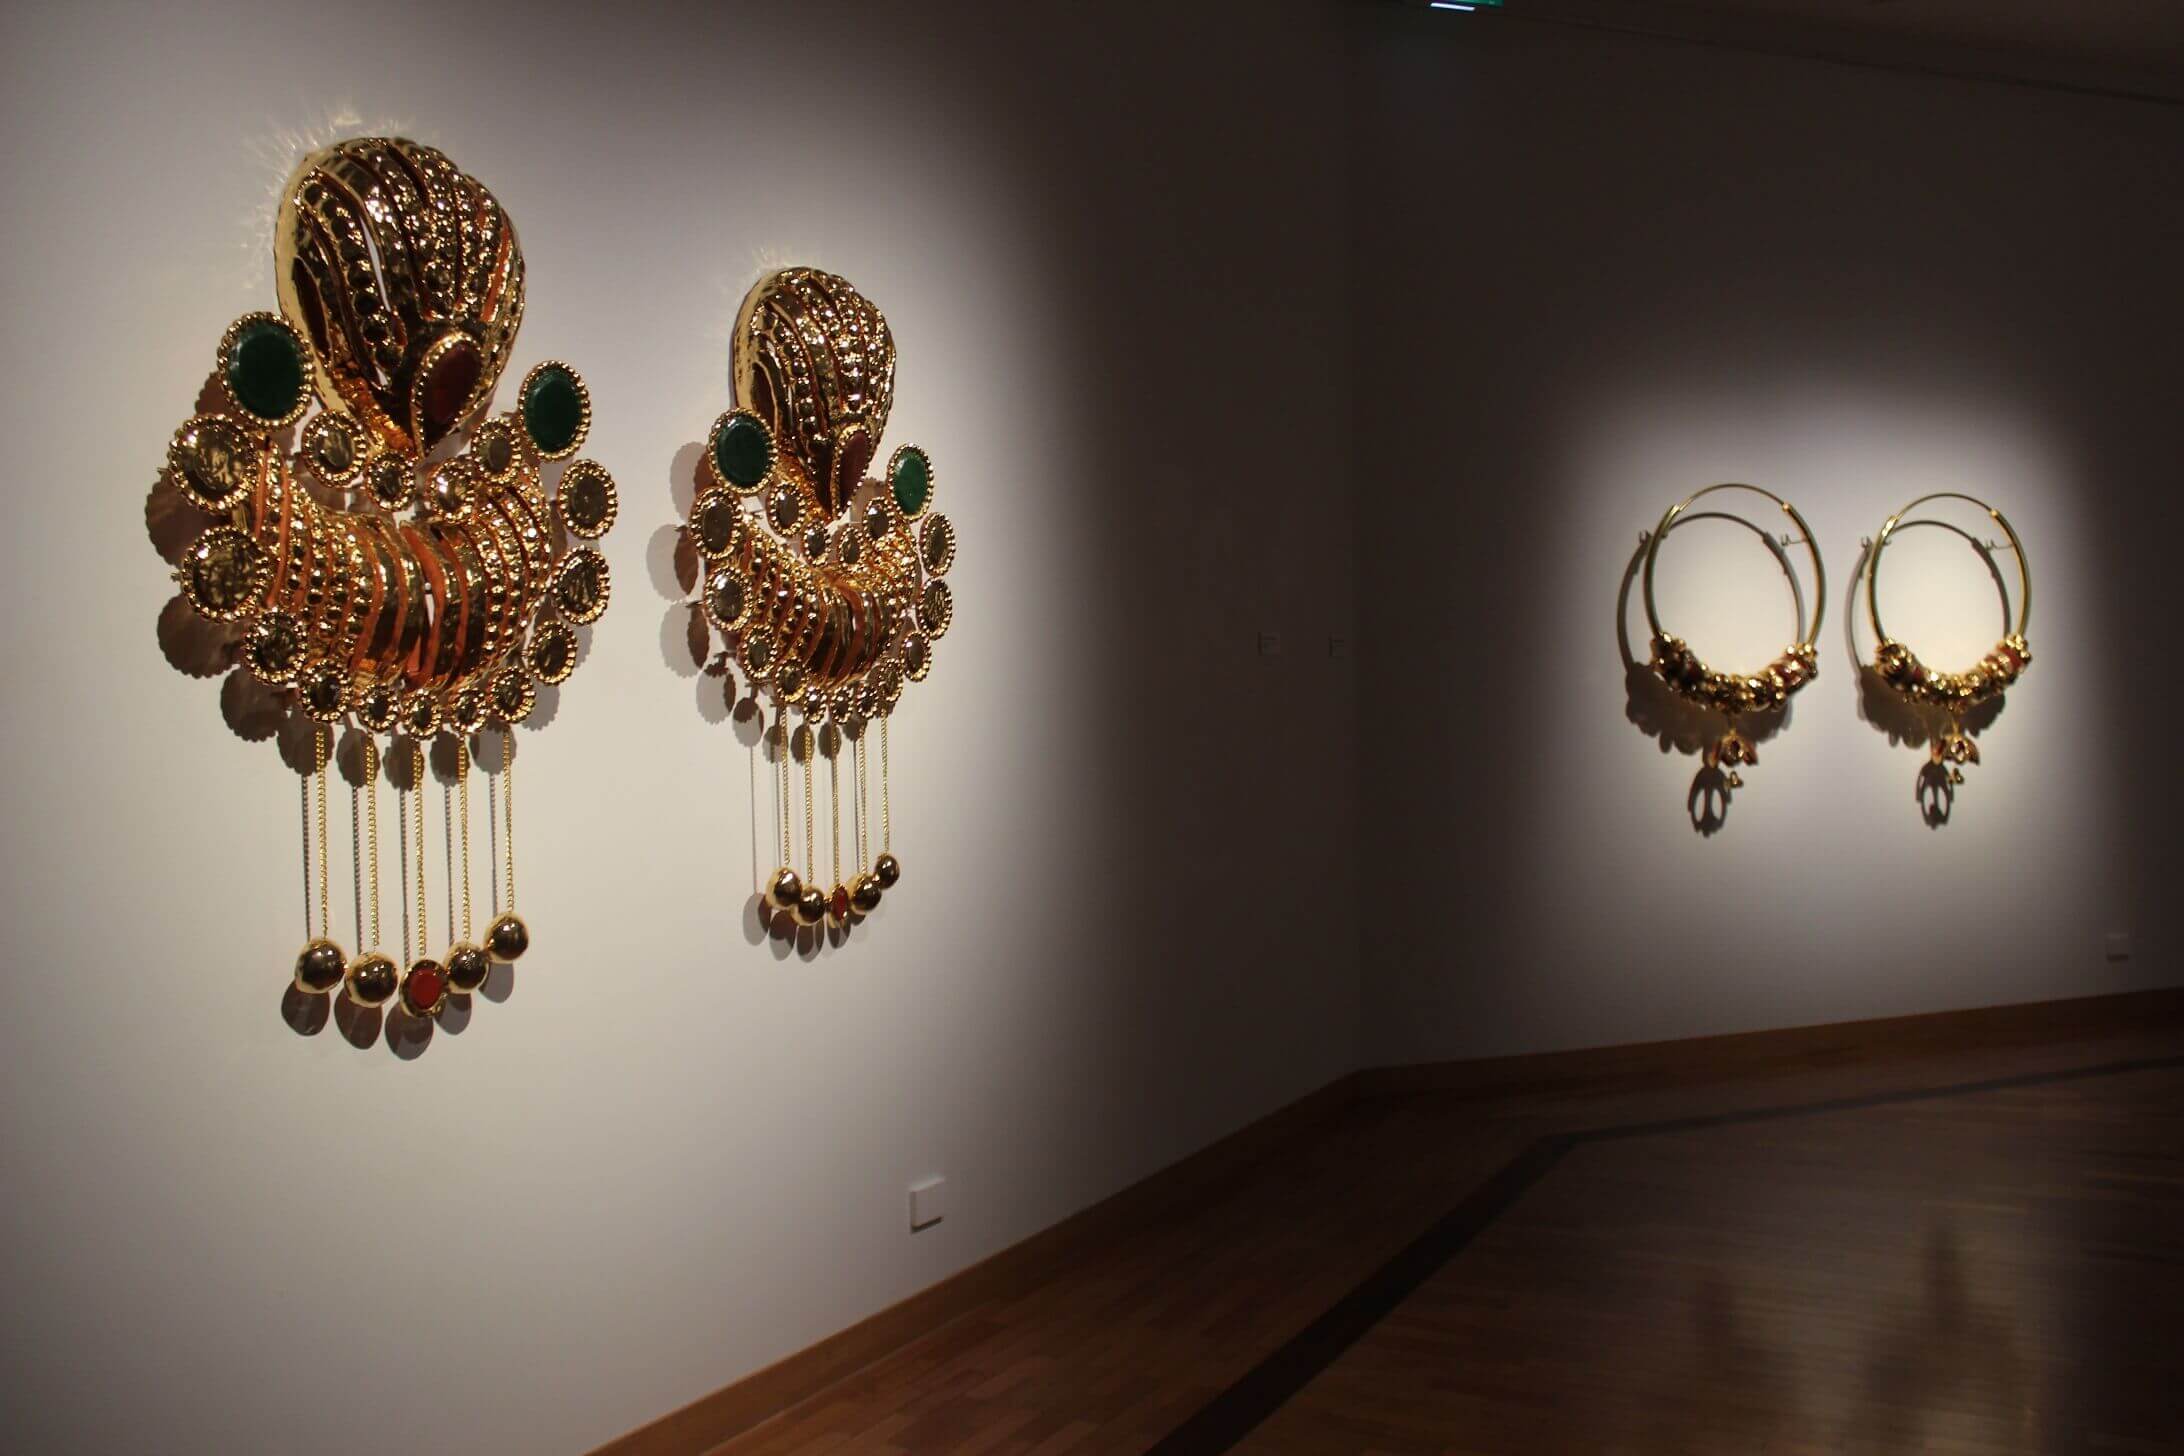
[1640,483,1826,794]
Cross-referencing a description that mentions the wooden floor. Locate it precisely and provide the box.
[704,1022,2184,1456]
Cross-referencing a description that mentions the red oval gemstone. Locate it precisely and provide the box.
[403,959,448,1014]
[830,886,850,922]
[418,338,482,446]
[830,423,874,516]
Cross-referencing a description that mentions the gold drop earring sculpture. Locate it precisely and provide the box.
[688,269,953,931]
[155,137,617,1021]
[1862,492,2031,784]
[1641,483,1825,789]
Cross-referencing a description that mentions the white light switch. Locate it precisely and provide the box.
[909,1176,947,1231]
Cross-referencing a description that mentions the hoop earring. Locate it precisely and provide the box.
[1862,492,2031,784]
[1641,483,1827,789]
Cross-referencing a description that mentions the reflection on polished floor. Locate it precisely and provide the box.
[702,1022,2184,1456]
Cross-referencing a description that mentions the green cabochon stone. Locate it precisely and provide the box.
[522,365,584,454]
[227,320,304,421]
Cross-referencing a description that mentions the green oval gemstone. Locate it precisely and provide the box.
[891,448,930,517]
[713,412,771,488]
[522,366,584,454]
[226,320,304,421]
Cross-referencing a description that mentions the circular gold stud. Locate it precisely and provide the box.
[344,952,398,1007]
[487,912,530,962]
[557,459,618,539]
[691,488,744,559]
[446,942,490,993]
[768,866,804,910]
[554,548,611,623]
[167,416,260,512]
[304,413,366,487]
[400,691,441,739]
[491,667,536,725]
[176,525,269,622]
[294,937,346,993]
[298,658,348,723]
[243,611,306,685]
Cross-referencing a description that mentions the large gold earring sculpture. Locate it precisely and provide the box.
[1862,492,2031,784]
[687,269,953,931]
[1642,484,1826,789]
[155,137,617,1022]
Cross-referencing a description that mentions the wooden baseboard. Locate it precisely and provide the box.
[1354,987,2184,1103]
[590,1071,1359,1455]
[593,985,2182,1454]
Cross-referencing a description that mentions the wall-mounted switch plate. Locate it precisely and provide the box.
[1327,635,1349,659]
[1257,631,1283,657]
[2105,932,2133,961]
[909,1176,947,1231]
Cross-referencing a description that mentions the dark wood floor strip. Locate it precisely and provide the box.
[1145,1052,2184,1455]
[1571,1052,2184,1143]
[1142,1136,1571,1456]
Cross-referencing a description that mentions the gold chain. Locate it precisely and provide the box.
[829,733,841,889]
[414,740,427,956]
[315,724,330,940]
[365,737,381,949]
[458,743,472,942]
[803,721,815,883]
[777,710,792,867]
[880,716,891,856]
[854,729,868,870]
[349,765,362,949]
[501,729,516,914]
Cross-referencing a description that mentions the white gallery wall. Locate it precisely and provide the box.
[1350,10,2184,1066]
[0,2,1354,1451]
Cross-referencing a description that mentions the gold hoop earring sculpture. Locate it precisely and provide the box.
[1863,492,2030,783]
[1643,484,1825,788]
[155,137,618,1022]
[687,268,952,931]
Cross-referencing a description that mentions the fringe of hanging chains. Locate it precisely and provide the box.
[767,703,899,932]
[294,723,523,1011]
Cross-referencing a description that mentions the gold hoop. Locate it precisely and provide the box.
[1863,492,2032,775]
[1643,483,1825,706]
